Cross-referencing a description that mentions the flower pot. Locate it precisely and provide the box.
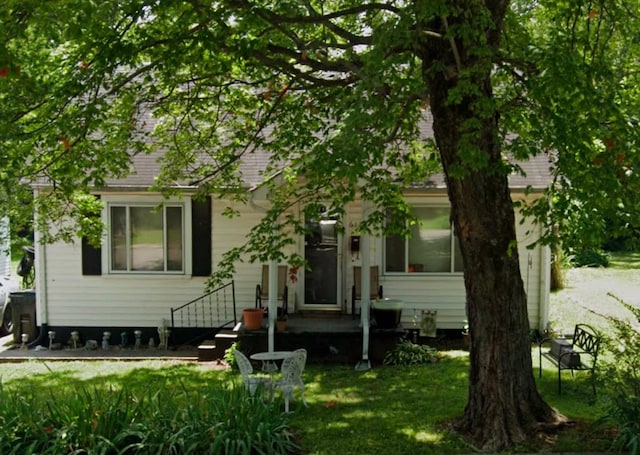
[243,308,264,330]
[276,319,287,332]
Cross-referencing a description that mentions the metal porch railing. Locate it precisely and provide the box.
[170,281,237,330]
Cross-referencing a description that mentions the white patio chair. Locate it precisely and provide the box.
[275,348,308,412]
[234,349,271,396]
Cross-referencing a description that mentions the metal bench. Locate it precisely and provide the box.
[538,323,601,394]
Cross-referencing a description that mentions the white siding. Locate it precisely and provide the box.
[340,196,549,330]
[41,196,250,328]
[38,191,549,331]
[42,240,211,327]
[211,200,292,312]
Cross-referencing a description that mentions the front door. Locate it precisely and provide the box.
[303,217,341,308]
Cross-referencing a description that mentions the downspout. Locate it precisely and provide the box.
[539,242,552,332]
[538,194,554,332]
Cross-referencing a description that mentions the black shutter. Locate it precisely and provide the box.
[81,237,102,275]
[82,195,102,276]
[191,196,212,276]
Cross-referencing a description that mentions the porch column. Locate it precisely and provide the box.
[357,233,372,370]
[268,259,278,352]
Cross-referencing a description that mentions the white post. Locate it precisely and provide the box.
[359,233,371,368]
[0,217,10,276]
[268,259,278,352]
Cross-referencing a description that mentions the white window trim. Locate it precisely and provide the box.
[101,195,193,276]
[384,202,463,275]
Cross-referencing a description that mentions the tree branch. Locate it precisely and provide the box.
[225,0,401,24]
[442,16,462,73]
[251,49,358,87]
[301,0,373,46]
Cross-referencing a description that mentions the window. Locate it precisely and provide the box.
[385,206,463,273]
[109,204,184,273]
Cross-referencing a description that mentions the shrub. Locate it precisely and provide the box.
[572,248,611,268]
[224,340,240,368]
[0,381,299,454]
[597,294,640,455]
[383,339,439,366]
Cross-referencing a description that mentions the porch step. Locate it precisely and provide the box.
[197,329,239,362]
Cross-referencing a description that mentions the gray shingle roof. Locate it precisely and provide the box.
[103,113,552,192]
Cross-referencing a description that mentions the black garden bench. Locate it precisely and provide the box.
[538,323,602,394]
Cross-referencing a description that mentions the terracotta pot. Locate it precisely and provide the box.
[276,319,287,332]
[243,308,264,330]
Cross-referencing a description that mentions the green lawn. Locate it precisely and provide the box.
[0,347,613,454]
[548,252,640,336]
[0,254,637,454]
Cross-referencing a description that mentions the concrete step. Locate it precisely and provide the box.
[198,329,239,362]
[214,330,239,354]
[197,339,217,362]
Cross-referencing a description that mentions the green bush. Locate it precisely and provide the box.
[572,248,611,268]
[0,381,299,454]
[224,340,239,368]
[597,294,640,455]
[383,339,439,366]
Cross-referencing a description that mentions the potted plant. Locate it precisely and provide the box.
[276,314,288,332]
[242,308,264,330]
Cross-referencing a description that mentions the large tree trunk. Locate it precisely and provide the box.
[419,3,566,452]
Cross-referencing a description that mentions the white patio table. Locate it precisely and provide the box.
[250,350,294,376]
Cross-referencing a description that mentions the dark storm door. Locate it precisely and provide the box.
[304,218,340,307]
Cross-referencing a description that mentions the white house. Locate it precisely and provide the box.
[27,146,552,349]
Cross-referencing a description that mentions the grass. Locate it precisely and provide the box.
[287,353,471,454]
[0,350,615,454]
[0,252,638,453]
[548,252,640,336]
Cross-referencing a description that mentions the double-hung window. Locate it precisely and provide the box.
[109,204,184,273]
[385,206,463,274]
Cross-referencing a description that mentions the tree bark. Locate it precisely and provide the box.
[419,3,566,452]
[430,74,565,451]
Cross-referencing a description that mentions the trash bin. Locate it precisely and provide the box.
[371,298,403,329]
[9,290,36,344]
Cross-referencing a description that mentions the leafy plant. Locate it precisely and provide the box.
[224,341,239,369]
[597,293,640,455]
[383,339,439,366]
[0,351,619,454]
[572,249,611,268]
[0,380,298,454]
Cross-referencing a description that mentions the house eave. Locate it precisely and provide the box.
[401,184,547,195]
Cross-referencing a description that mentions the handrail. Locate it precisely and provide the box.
[170,281,237,329]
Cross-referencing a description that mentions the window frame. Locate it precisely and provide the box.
[384,203,463,275]
[103,196,192,276]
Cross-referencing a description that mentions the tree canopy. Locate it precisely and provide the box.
[1,0,639,451]
[509,1,640,254]
[2,1,638,256]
